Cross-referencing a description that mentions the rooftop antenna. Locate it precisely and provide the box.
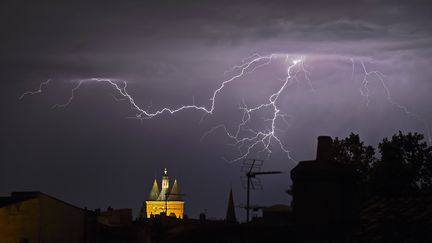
[240,158,282,223]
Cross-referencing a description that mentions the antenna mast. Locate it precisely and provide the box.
[241,158,282,223]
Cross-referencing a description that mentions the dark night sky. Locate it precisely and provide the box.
[1,0,432,220]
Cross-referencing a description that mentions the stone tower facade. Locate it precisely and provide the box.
[141,169,184,219]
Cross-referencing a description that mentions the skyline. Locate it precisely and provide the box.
[1,0,432,219]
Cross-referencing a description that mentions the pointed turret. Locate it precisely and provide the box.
[225,188,237,223]
[148,179,160,201]
[168,179,182,201]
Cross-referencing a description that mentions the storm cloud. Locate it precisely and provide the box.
[1,0,431,219]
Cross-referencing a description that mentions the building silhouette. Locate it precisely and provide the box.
[0,191,134,243]
[291,136,359,241]
[0,191,92,243]
[3,136,432,242]
[141,168,184,219]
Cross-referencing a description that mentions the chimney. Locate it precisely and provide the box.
[316,136,333,161]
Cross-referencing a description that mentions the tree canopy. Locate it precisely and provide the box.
[333,131,432,198]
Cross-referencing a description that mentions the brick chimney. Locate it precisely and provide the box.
[316,136,333,161]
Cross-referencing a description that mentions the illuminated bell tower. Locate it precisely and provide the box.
[162,168,169,189]
[145,168,184,219]
[157,168,169,201]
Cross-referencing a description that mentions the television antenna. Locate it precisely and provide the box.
[241,158,282,223]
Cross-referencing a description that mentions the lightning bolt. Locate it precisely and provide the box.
[18,79,51,100]
[355,60,432,144]
[202,55,306,162]
[19,53,432,162]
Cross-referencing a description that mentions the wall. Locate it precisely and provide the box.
[0,198,41,243]
[39,195,85,243]
[0,194,87,243]
[146,201,184,219]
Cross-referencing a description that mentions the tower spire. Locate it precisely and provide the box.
[225,188,237,223]
[148,179,160,200]
[168,179,182,201]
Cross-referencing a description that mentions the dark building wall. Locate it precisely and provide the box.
[291,136,359,239]
[97,208,132,226]
[292,175,357,228]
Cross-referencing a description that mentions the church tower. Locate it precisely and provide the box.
[143,168,184,219]
[157,168,169,201]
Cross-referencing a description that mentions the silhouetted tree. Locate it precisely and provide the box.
[333,133,376,199]
[333,133,376,181]
[288,132,432,200]
[371,131,432,195]
[333,132,432,198]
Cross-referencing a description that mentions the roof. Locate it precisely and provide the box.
[262,204,291,213]
[148,169,183,202]
[291,159,356,182]
[355,194,432,242]
[0,191,83,210]
[157,187,168,201]
[0,191,42,207]
[148,179,160,200]
[168,179,182,201]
